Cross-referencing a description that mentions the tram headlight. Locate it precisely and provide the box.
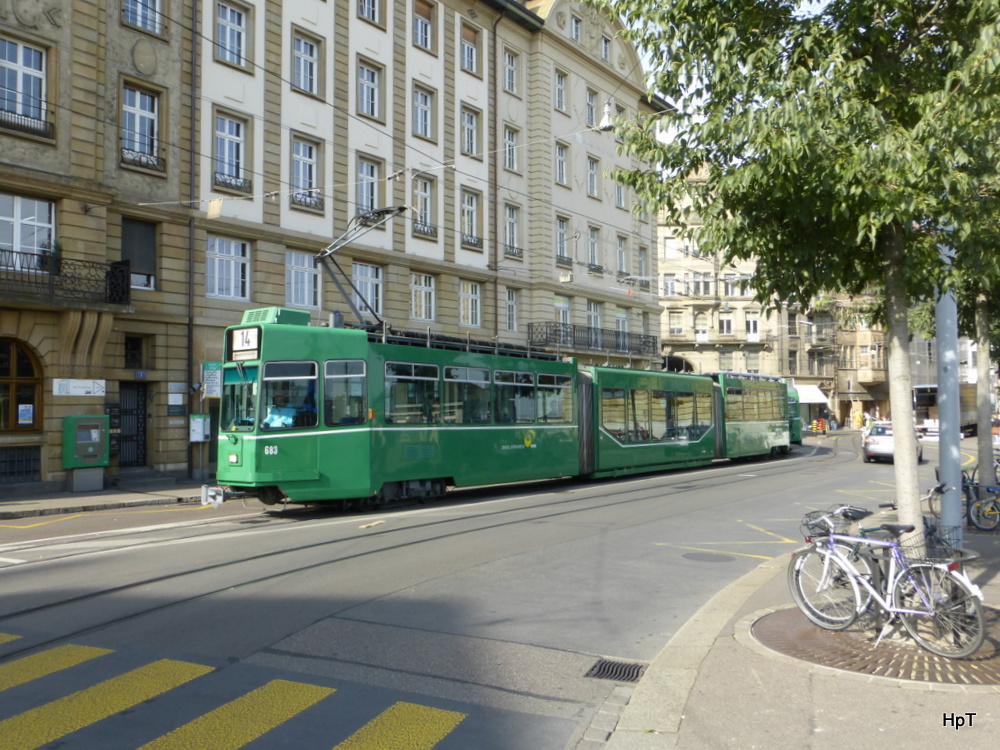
[229,454,239,463]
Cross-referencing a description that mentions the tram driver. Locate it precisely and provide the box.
[262,389,297,428]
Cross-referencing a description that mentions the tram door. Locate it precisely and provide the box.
[119,382,148,467]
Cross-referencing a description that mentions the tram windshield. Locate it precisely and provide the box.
[221,365,258,432]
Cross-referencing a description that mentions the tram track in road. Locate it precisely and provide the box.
[0,445,846,663]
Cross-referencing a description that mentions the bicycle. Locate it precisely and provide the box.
[927,475,1000,531]
[788,507,986,658]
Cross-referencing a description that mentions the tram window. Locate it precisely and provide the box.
[221,365,258,431]
[385,362,440,424]
[726,387,744,421]
[495,370,535,423]
[537,373,573,424]
[324,360,366,426]
[695,392,712,436]
[652,390,677,441]
[628,389,651,442]
[676,392,695,434]
[443,366,490,424]
[601,388,626,440]
[261,361,318,430]
[744,388,759,421]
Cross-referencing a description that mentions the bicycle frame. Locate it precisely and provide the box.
[812,532,983,646]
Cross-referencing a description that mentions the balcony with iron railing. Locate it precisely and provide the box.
[0,250,131,307]
[413,221,439,239]
[0,103,55,139]
[528,322,658,356]
[461,233,483,249]
[503,244,523,259]
[121,143,166,172]
[213,170,252,193]
[290,191,325,211]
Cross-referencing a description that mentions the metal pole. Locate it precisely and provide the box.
[936,244,963,546]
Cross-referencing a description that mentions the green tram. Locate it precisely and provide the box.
[786,384,803,444]
[711,372,792,458]
[207,308,791,507]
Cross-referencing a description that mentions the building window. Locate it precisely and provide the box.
[460,23,479,74]
[668,310,683,335]
[291,137,323,210]
[638,247,648,279]
[215,2,248,67]
[460,280,481,327]
[662,274,677,296]
[358,60,381,119]
[286,250,319,308]
[588,226,601,268]
[556,217,570,261]
[586,300,601,347]
[0,338,41,433]
[616,236,628,274]
[0,192,54,270]
[503,49,519,93]
[121,217,157,289]
[352,262,382,316]
[292,32,320,95]
[503,126,519,171]
[460,106,480,156]
[213,112,251,192]
[745,350,760,374]
[121,84,163,171]
[694,312,708,341]
[358,0,381,25]
[123,0,163,35]
[719,313,733,335]
[413,177,436,238]
[413,86,434,140]
[124,335,145,369]
[0,36,48,136]
[585,89,597,127]
[460,189,481,248]
[788,350,798,375]
[356,157,380,214]
[719,350,734,370]
[601,35,611,60]
[746,313,760,341]
[570,15,582,42]
[555,143,568,185]
[506,289,518,332]
[206,236,250,300]
[413,0,434,51]
[587,157,600,197]
[554,70,567,112]
[411,273,435,321]
[504,204,521,257]
[615,182,627,208]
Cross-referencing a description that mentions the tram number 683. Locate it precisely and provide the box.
[263,445,279,455]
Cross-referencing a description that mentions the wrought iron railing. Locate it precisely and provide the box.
[0,106,55,139]
[214,171,252,193]
[290,191,325,211]
[413,222,438,239]
[461,233,483,249]
[121,146,166,172]
[0,250,130,306]
[528,322,658,356]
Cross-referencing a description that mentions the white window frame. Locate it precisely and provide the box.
[503,126,519,171]
[0,192,54,270]
[461,23,479,74]
[570,15,582,42]
[286,250,319,308]
[556,217,570,260]
[601,35,611,60]
[358,0,381,25]
[616,236,628,274]
[461,189,481,246]
[0,36,46,124]
[413,86,433,139]
[358,60,381,119]
[460,106,479,156]
[213,112,249,190]
[663,274,677,296]
[413,176,434,234]
[506,289,518,332]
[615,182,627,208]
[503,49,518,93]
[585,89,597,127]
[352,262,383,316]
[292,33,319,95]
[588,226,600,267]
[291,136,321,210]
[719,313,733,336]
[123,0,163,35]
[554,70,567,111]
[410,273,436,322]
[504,204,520,253]
[668,310,683,335]
[587,157,600,198]
[459,280,481,327]
[215,2,248,67]
[356,157,380,214]
[122,84,159,159]
[413,0,434,51]
[206,236,250,300]
[555,143,568,185]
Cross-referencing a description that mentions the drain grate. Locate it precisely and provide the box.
[584,658,647,683]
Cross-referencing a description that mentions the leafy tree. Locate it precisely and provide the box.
[597,0,1000,523]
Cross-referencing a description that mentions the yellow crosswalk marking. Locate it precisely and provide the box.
[0,658,213,750]
[0,644,111,692]
[0,634,21,645]
[138,678,335,750]
[333,701,466,750]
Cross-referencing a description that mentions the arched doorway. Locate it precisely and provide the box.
[0,338,43,484]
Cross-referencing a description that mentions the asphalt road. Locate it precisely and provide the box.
[0,433,951,749]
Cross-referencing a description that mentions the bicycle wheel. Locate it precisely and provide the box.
[893,565,986,658]
[969,498,1000,531]
[834,541,877,614]
[788,546,859,630]
[927,489,942,519]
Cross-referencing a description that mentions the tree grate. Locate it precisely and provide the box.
[584,658,647,683]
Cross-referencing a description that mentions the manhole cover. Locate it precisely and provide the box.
[682,552,735,563]
[752,606,1000,684]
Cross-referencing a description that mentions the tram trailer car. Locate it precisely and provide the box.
[208,308,790,508]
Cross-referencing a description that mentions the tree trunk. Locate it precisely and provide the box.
[975,292,995,487]
[882,225,921,526]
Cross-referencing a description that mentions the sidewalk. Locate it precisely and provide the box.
[0,480,206,520]
[604,529,1000,750]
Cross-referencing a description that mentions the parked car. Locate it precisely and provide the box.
[862,422,923,463]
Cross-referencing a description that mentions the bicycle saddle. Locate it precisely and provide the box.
[879,523,916,537]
